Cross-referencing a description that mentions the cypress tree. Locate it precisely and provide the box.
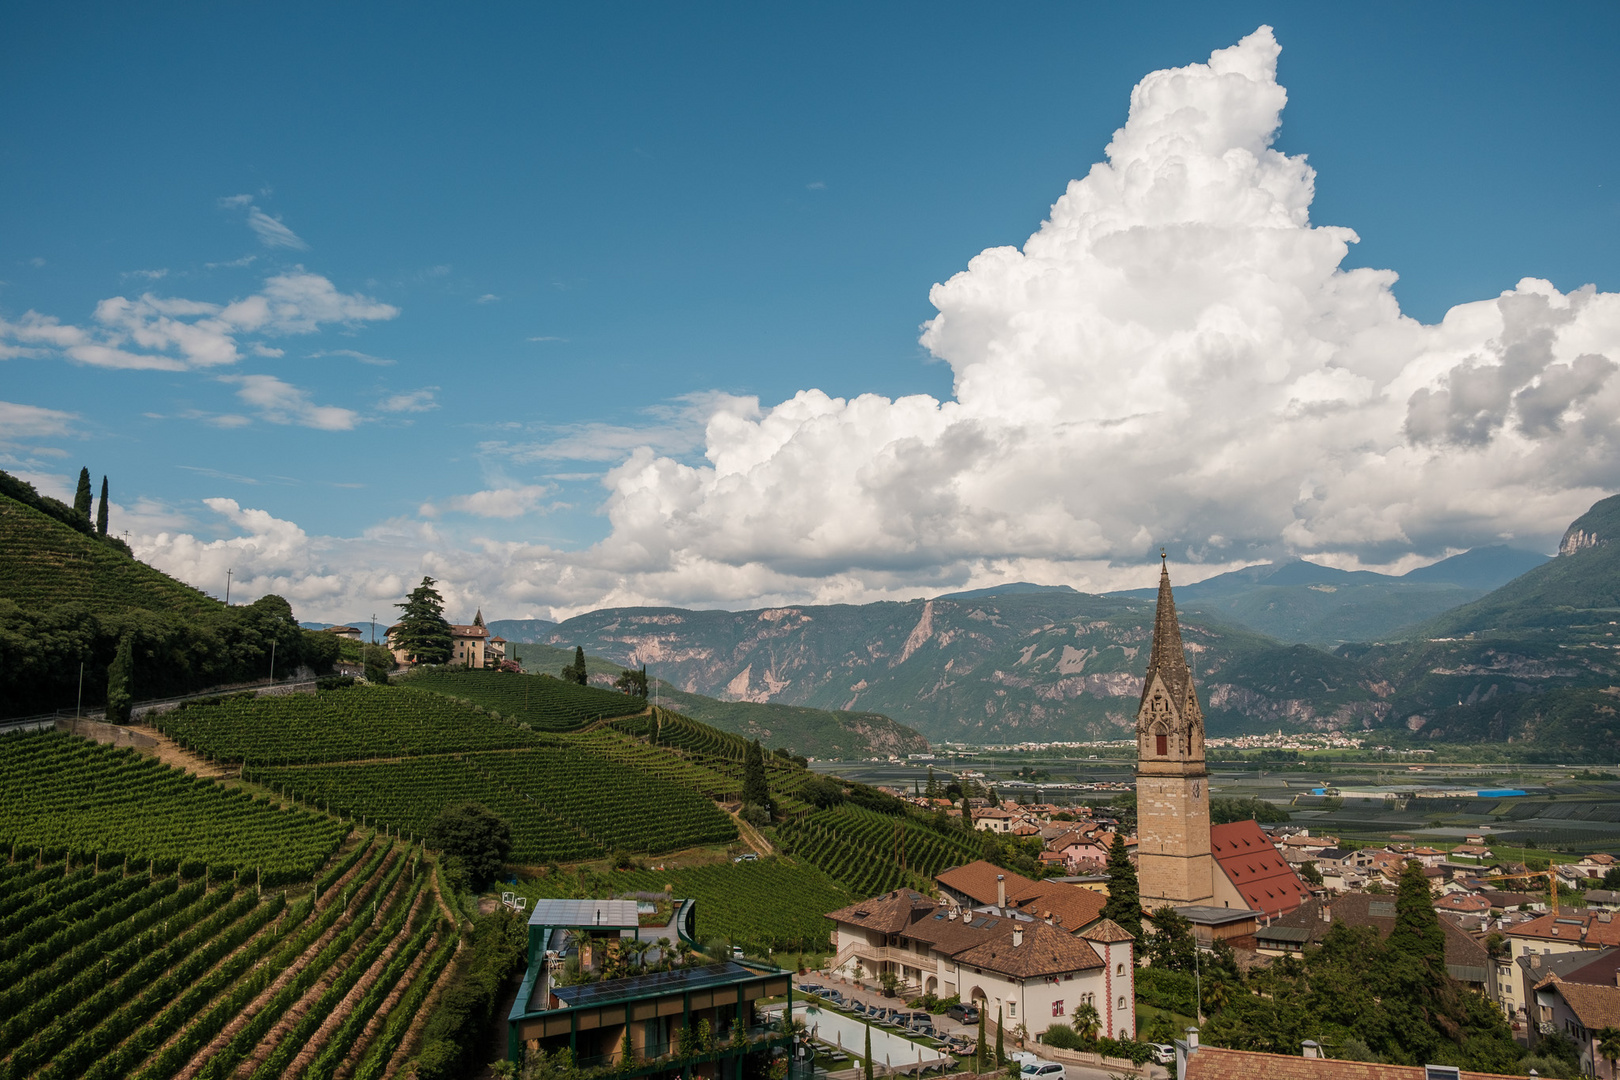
[742,739,771,813]
[863,1020,873,1080]
[573,645,587,685]
[106,631,134,723]
[995,1005,1004,1067]
[96,476,109,537]
[74,467,93,521]
[1388,859,1446,973]
[1101,833,1141,935]
[975,1010,987,1073]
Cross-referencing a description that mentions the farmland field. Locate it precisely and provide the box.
[0,732,454,1080]
[774,805,981,898]
[510,856,852,954]
[402,668,649,731]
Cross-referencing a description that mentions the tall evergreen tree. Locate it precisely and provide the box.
[106,631,134,722]
[1101,833,1142,934]
[742,739,771,812]
[1388,859,1446,971]
[561,644,589,685]
[863,1021,873,1080]
[995,1006,1004,1066]
[925,766,938,798]
[392,577,453,664]
[975,1010,987,1072]
[96,476,109,537]
[73,467,93,521]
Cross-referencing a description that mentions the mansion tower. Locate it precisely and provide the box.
[1134,558,1216,908]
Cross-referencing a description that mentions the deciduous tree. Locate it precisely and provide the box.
[428,802,513,892]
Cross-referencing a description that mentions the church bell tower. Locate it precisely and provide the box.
[1134,556,1215,908]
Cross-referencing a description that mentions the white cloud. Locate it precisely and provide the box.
[220,195,308,250]
[126,28,1620,619]
[476,293,500,304]
[220,374,359,430]
[378,387,439,413]
[0,400,77,438]
[0,272,398,371]
[421,484,556,519]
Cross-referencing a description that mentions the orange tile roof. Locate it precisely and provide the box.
[936,860,1039,906]
[1183,1047,1528,1080]
[1511,911,1620,948]
[1011,883,1106,932]
[1209,820,1311,918]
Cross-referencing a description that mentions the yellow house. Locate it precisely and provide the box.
[385,620,492,667]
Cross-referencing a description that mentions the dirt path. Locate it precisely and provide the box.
[142,727,234,779]
[730,808,774,856]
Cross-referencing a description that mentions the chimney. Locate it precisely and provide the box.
[948,909,957,921]
[1013,926,1023,947]
[1321,902,1332,924]
[997,875,1006,910]
[1302,1040,1321,1059]
[1186,1028,1199,1050]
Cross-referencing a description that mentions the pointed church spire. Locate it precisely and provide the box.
[1140,553,1193,712]
[473,608,485,627]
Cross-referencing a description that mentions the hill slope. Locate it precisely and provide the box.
[507,642,928,758]
[0,489,219,615]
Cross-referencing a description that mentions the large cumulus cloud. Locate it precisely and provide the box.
[138,27,1620,619]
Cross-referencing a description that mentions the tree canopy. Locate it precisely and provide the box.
[73,467,92,521]
[561,645,588,685]
[393,577,452,665]
[1101,833,1141,933]
[428,802,513,892]
[742,739,771,814]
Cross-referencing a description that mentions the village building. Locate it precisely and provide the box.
[506,899,794,1074]
[824,887,1136,1041]
[1177,1034,1534,1080]
[1519,947,1620,1076]
[1253,894,1491,995]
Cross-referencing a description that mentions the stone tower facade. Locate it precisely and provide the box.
[1134,558,1215,908]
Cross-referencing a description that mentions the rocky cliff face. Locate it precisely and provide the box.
[542,592,1385,742]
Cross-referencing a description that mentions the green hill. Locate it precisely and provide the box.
[507,641,929,758]
[0,488,217,616]
[0,471,336,719]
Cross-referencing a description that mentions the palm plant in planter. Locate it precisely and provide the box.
[880,970,899,998]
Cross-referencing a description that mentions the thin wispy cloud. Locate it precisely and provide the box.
[475,293,500,304]
[206,254,258,269]
[527,335,567,342]
[378,387,439,413]
[312,348,395,367]
[806,181,826,190]
[220,194,309,250]
[219,373,359,430]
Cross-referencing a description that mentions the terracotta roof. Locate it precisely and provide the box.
[936,861,1039,906]
[1434,895,1491,913]
[1210,820,1311,917]
[1183,1047,1527,1080]
[1079,918,1135,943]
[951,920,1103,979]
[448,624,489,637]
[1549,981,1620,1031]
[1510,911,1620,948]
[825,889,935,935]
[1010,883,1106,932]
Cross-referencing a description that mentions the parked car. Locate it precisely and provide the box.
[1149,1044,1174,1066]
[1021,1063,1065,1080]
[944,1003,980,1024]
[820,989,845,1004]
[798,983,823,994]
[1010,1052,1039,1068]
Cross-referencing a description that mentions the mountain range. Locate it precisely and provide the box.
[486,500,1615,754]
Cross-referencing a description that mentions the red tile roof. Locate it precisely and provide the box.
[1210,820,1310,918]
[936,860,1039,906]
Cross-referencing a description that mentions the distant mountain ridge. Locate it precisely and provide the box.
[1108,546,1549,645]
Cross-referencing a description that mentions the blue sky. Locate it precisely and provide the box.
[3,4,1619,620]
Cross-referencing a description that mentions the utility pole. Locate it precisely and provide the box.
[269,639,276,685]
[370,614,376,645]
[76,661,84,719]
[226,568,233,605]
